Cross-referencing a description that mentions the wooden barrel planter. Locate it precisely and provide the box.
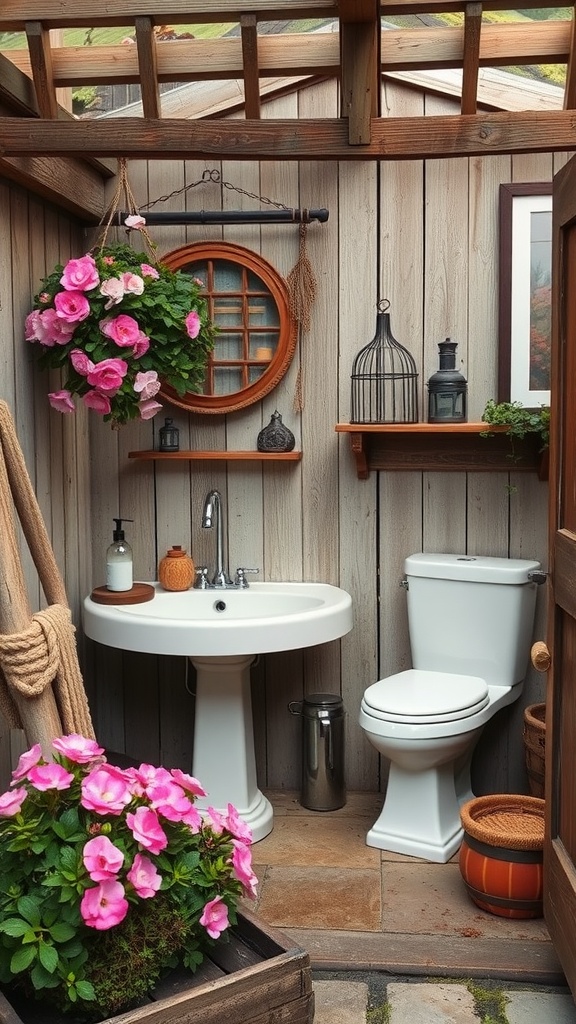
[0,910,314,1024]
[459,794,545,920]
[523,702,546,798]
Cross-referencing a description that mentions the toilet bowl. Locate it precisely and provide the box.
[359,553,541,863]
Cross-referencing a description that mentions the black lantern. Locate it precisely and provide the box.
[427,339,468,423]
[351,300,419,423]
[158,418,180,452]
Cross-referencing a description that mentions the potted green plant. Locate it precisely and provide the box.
[0,734,256,1021]
[481,399,550,470]
[25,229,216,427]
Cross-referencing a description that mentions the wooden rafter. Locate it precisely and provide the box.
[3,23,571,87]
[340,3,380,143]
[564,6,576,109]
[461,3,481,114]
[1,110,574,161]
[134,16,161,119]
[24,21,59,119]
[241,14,261,119]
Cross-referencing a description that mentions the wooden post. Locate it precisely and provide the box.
[0,453,63,753]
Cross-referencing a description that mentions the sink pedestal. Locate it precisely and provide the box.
[190,654,273,843]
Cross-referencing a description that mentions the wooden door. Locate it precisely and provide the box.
[545,154,576,994]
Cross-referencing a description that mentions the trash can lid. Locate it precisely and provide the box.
[303,693,343,707]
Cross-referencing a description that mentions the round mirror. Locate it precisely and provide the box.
[160,241,297,414]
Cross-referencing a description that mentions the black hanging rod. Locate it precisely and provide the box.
[115,209,329,226]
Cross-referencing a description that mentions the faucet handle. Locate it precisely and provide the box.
[194,566,210,590]
[234,567,259,588]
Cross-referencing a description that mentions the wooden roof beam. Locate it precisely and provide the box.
[3,22,570,86]
[135,16,161,119]
[24,21,59,119]
[563,5,576,109]
[461,2,481,114]
[340,4,380,143]
[0,1,338,31]
[241,14,261,119]
[1,111,575,160]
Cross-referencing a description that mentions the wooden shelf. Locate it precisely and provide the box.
[335,423,547,479]
[128,450,301,462]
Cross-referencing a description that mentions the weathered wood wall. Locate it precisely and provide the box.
[0,75,565,799]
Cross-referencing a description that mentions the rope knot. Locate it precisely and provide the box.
[0,606,74,698]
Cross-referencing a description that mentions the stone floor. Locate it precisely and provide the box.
[241,790,564,985]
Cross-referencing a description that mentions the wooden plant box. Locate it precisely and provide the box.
[0,909,314,1024]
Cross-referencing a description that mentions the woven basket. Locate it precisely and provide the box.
[459,794,545,918]
[523,702,546,798]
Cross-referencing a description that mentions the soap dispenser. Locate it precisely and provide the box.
[106,518,134,592]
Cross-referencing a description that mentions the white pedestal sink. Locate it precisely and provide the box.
[83,582,353,841]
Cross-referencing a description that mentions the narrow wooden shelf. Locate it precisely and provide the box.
[335,423,547,479]
[128,450,301,462]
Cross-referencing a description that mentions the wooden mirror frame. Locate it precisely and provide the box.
[159,241,297,415]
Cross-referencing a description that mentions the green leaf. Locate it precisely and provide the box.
[48,922,76,943]
[75,980,96,1000]
[0,918,30,937]
[38,942,59,973]
[16,896,41,928]
[10,945,36,974]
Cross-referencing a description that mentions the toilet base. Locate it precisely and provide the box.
[366,762,464,863]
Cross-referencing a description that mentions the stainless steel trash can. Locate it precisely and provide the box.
[288,693,346,810]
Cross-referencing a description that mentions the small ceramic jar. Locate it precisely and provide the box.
[158,545,195,591]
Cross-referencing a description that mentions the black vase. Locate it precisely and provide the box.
[257,411,295,452]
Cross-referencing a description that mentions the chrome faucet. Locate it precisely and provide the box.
[201,489,233,587]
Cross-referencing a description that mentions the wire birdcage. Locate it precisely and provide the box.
[350,300,419,423]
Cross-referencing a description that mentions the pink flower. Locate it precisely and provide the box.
[206,806,226,834]
[83,835,124,881]
[87,357,128,392]
[181,803,202,832]
[170,769,207,798]
[54,290,91,323]
[185,310,200,339]
[200,896,229,939]
[69,349,95,376]
[100,278,125,309]
[126,806,168,854]
[100,314,147,350]
[0,787,28,817]
[52,734,104,764]
[125,763,172,797]
[120,272,144,295]
[132,333,150,358]
[60,254,99,292]
[27,763,74,792]
[39,291,51,303]
[81,765,133,815]
[102,255,116,265]
[138,399,162,420]
[83,390,112,415]
[124,214,146,230]
[80,880,129,930]
[225,803,252,844]
[49,390,75,414]
[231,839,258,899]
[127,853,162,898]
[147,779,193,822]
[134,370,160,400]
[26,308,75,347]
[140,263,159,279]
[11,744,43,782]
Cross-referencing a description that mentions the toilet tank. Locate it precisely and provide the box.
[405,553,541,686]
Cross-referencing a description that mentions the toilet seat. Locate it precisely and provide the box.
[362,669,490,724]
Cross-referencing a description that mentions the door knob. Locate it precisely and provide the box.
[531,641,551,672]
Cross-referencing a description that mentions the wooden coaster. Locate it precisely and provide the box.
[90,583,155,605]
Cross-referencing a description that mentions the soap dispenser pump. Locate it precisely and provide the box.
[106,518,134,592]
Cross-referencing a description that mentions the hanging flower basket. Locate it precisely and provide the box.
[25,236,216,426]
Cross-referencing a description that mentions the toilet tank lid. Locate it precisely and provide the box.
[404,553,541,584]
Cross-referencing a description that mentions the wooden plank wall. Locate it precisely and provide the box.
[0,74,566,798]
[0,180,90,783]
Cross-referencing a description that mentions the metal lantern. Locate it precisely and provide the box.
[427,338,468,423]
[350,300,419,423]
[158,417,180,452]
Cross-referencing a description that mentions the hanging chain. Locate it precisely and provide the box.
[140,168,291,213]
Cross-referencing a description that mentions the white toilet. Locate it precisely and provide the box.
[359,553,541,863]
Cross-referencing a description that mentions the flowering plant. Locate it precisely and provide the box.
[0,735,256,1020]
[25,235,215,426]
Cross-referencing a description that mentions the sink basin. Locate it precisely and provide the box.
[84,581,353,657]
[83,580,353,842]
